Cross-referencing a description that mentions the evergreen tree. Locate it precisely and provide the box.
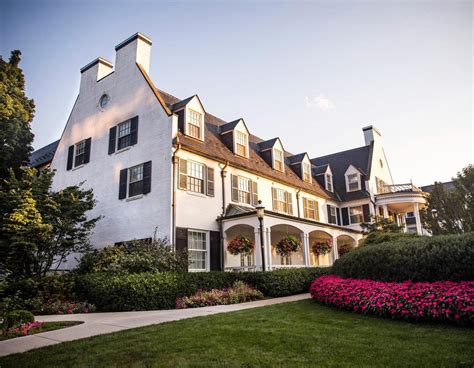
[0,50,35,181]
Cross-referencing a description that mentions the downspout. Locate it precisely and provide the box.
[218,161,229,271]
[171,140,181,250]
[296,188,302,218]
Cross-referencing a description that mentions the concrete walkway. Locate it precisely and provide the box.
[0,293,310,357]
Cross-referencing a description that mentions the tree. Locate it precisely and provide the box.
[421,165,473,235]
[0,168,100,281]
[360,215,402,233]
[0,50,35,181]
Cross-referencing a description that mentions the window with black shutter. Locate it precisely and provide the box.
[68,138,92,169]
[109,116,139,154]
[119,161,152,199]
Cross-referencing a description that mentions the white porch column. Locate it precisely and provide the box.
[266,228,272,271]
[254,228,263,270]
[414,203,422,235]
[332,236,338,264]
[222,232,228,270]
[302,233,310,266]
[382,205,389,219]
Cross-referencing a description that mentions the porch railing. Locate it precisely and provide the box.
[379,183,422,194]
[225,265,261,272]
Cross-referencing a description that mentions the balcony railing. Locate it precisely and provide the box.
[379,183,422,194]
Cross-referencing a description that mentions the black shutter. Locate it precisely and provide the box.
[209,231,221,271]
[143,161,152,194]
[84,138,91,164]
[231,174,238,202]
[326,205,332,224]
[342,207,349,225]
[337,208,342,225]
[362,204,370,222]
[108,126,117,154]
[175,227,189,271]
[66,145,74,170]
[130,116,139,146]
[206,167,215,196]
[119,168,127,199]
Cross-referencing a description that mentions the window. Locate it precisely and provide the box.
[99,94,109,108]
[187,161,205,194]
[237,176,251,204]
[273,149,284,172]
[272,188,292,214]
[349,206,364,224]
[117,120,132,150]
[128,164,144,197]
[74,140,86,167]
[188,230,207,271]
[303,198,320,221]
[328,206,337,224]
[303,162,311,183]
[347,173,360,191]
[325,174,333,192]
[188,109,202,139]
[235,131,248,157]
[240,254,253,267]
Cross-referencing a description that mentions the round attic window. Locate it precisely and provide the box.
[99,94,109,108]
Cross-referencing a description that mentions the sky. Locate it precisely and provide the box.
[1,0,472,185]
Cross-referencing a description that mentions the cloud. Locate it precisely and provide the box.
[305,95,335,111]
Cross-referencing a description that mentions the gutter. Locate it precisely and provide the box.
[218,161,229,271]
[171,140,181,249]
[296,188,301,218]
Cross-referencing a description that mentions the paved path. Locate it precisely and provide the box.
[0,293,310,357]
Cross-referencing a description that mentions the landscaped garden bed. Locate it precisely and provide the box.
[0,321,82,341]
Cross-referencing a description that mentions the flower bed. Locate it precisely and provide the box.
[0,321,82,340]
[310,275,474,325]
[40,299,96,315]
[176,281,263,309]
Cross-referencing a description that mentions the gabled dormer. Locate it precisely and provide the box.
[258,138,285,172]
[313,164,333,192]
[287,153,312,183]
[173,95,206,141]
[345,165,363,192]
[220,119,250,158]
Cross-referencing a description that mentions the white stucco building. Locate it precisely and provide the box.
[30,32,428,271]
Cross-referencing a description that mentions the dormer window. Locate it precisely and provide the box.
[347,173,360,192]
[303,162,311,183]
[274,149,284,172]
[325,173,333,192]
[235,131,248,157]
[188,109,203,140]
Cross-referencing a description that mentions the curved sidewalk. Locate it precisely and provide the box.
[0,293,310,357]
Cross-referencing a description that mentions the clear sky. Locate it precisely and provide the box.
[1,0,472,185]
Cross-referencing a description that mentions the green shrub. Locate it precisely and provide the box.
[2,310,34,329]
[333,232,474,282]
[360,231,419,246]
[76,267,330,311]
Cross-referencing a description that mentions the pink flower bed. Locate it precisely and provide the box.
[4,321,44,338]
[310,275,474,325]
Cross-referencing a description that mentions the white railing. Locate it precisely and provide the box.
[225,265,261,272]
[380,183,421,194]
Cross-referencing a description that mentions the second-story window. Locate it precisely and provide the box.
[274,149,284,172]
[128,164,144,197]
[74,140,86,167]
[238,176,251,204]
[187,161,205,194]
[188,109,203,140]
[303,198,320,221]
[67,138,91,170]
[118,120,132,150]
[325,174,333,192]
[108,116,138,155]
[328,205,337,224]
[235,131,248,157]
[178,158,214,197]
[347,173,360,191]
[272,188,293,215]
[349,206,364,224]
[231,174,258,205]
[303,162,311,183]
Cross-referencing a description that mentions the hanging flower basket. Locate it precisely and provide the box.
[274,235,301,257]
[311,239,332,256]
[338,242,352,257]
[227,236,255,256]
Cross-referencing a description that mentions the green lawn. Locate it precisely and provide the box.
[1,300,473,368]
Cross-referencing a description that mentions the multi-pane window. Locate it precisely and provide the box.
[240,254,253,267]
[349,206,364,224]
[347,173,360,191]
[188,230,207,271]
[128,164,144,197]
[187,161,205,194]
[328,206,337,224]
[303,198,320,221]
[274,149,284,171]
[325,174,333,192]
[274,188,289,213]
[237,176,251,204]
[303,162,311,183]
[235,131,248,157]
[188,109,202,139]
[118,120,132,150]
[74,140,85,167]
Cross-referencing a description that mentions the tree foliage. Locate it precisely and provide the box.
[421,165,473,235]
[0,50,35,181]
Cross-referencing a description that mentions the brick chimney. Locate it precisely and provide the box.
[114,32,152,75]
[79,57,113,93]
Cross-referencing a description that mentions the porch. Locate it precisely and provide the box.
[375,183,428,235]
[221,207,362,272]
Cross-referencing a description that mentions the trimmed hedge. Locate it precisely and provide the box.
[333,232,474,282]
[76,268,330,311]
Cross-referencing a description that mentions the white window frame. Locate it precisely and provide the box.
[74,140,86,167]
[346,173,361,192]
[349,206,364,224]
[117,119,132,150]
[273,148,284,172]
[303,198,319,221]
[187,161,205,194]
[325,173,333,192]
[237,175,251,204]
[187,229,209,272]
[234,130,249,158]
[329,206,337,224]
[302,162,311,183]
[187,109,203,140]
[128,163,144,198]
[275,188,288,213]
